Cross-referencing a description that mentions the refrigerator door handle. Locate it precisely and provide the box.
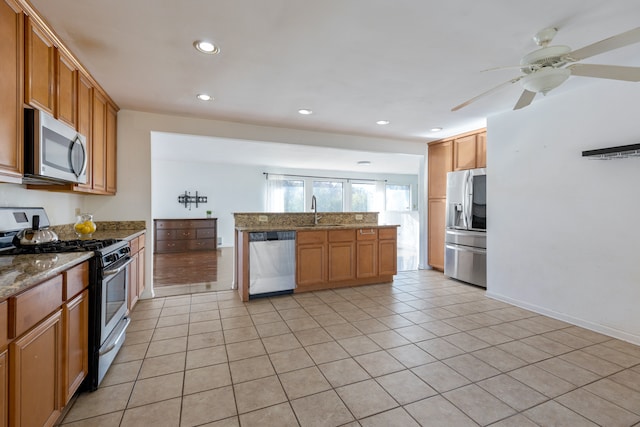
[445,243,486,254]
[463,170,471,229]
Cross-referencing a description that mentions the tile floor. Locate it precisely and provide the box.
[59,270,640,426]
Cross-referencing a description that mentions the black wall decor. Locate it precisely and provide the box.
[178,190,208,209]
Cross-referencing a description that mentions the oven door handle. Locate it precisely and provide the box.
[99,316,130,356]
[103,257,134,277]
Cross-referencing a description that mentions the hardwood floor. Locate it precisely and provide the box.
[152,248,234,297]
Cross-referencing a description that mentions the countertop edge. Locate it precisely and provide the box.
[235,224,400,232]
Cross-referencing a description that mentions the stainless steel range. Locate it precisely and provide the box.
[0,207,132,391]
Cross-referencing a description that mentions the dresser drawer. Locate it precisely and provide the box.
[155,220,189,230]
[174,229,195,240]
[196,228,216,239]
[155,240,188,252]
[156,229,177,240]
[187,239,216,251]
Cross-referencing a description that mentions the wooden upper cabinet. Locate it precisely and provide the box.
[24,15,55,114]
[56,49,77,128]
[454,134,477,171]
[106,103,117,194]
[76,73,93,190]
[0,0,24,184]
[427,140,453,199]
[476,131,487,168]
[92,90,107,193]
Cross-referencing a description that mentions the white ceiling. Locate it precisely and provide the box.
[30,0,640,169]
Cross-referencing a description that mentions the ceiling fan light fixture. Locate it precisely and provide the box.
[196,93,213,101]
[298,109,313,115]
[430,127,443,132]
[193,40,220,55]
[376,120,390,125]
[521,67,570,95]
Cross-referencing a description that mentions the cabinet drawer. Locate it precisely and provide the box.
[297,230,326,245]
[0,301,7,349]
[196,228,216,239]
[156,240,188,252]
[378,228,397,240]
[63,261,89,300]
[356,228,378,240]
[187,239,216,251]
[175,229,195,240]
[156,229,177,240]
[10,275,63,338]
[328,229,355,242]
[138,233,146,249]
[129,236,139,253]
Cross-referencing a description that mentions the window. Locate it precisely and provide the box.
[267,177,304,212]
[351,182,376,212]
[385,184,411,211]
[313,181,343,212]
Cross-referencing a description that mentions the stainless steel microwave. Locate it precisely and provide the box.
[24,109,88,185]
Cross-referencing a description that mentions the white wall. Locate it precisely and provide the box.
[0,184,84,226]
[487,81,640,344]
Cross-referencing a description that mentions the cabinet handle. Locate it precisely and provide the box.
[182,232,190,236]
[359,229,375,235]
[167,243,175,247]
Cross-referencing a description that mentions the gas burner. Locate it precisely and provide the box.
[0,238,124,255]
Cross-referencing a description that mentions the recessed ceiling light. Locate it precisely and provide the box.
[376,120,390,125]
[357,160,371,166]
[196,94,213,101]
[430,127,443,132]
[193,40,220,55]
[298,109,313,115]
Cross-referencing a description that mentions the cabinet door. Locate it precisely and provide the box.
[0,0,23,183]
[9,311,62,427]
[427,141,453,199]
[137,247,146,298]
[128,251,139,311]
[76,73,93,190]
[296,244,326,288]
[454,134,477,171]
[476,131,487,168]
[24,16,55,114]
[56,49,77,128]
[0,350,6,427]
[356,240,377,278]
[428,198,447,270]
[63,289,88,404]
[92,90,107,193]
[106,103,117,194]
[378,239,397,276]
[328,241,355,282]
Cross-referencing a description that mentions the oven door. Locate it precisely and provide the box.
[101,256,133,345]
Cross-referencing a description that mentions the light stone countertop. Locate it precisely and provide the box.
[235,224,399,232]
[0,227,145,301]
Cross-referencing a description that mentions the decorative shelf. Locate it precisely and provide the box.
[582,143,640,160]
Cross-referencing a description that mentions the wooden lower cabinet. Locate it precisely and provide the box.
[0,350,6,427]
[63,289,88,405]
[9,310,62,427]
[378,229,397,276]
[356,228,378,279]
[128,233,146,311]
[295,230,327,289]
[328,229,355,282]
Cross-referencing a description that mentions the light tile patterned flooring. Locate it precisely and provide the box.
[60,270,640,426]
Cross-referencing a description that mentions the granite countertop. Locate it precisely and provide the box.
[0,227,145,301]
[235,224,399,232]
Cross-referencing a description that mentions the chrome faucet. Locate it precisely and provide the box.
[311,195,320,225]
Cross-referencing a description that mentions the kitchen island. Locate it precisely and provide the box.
[234,213,398,302]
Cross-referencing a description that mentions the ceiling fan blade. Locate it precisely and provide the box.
[451,77,523,111]
[568,63,640,81]
[568,27,640,61]
[513,90,536,110]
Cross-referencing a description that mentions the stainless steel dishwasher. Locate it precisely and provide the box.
[248,230,296,298]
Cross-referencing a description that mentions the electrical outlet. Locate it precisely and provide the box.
[355,214,364,220]
[75,208,81,216]
[258,215,268,222]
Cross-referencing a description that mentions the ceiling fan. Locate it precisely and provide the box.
[452,26,640,111]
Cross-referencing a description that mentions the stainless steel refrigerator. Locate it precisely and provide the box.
[444,168,487,287]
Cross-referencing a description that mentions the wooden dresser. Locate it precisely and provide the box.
[154,219,217,253]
